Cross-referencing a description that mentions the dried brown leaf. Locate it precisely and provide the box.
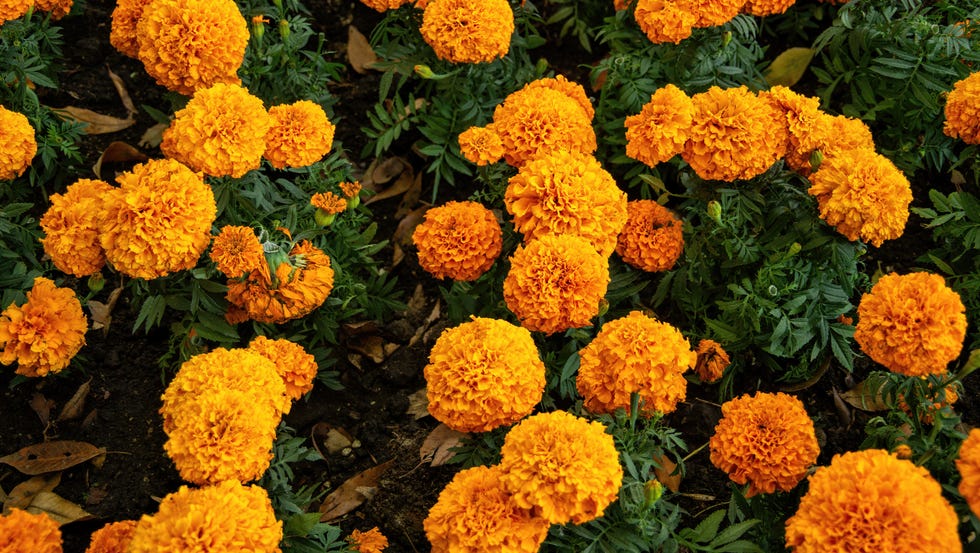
[347,25,378,74]
[364,161,412,205]
[348,335,385,364]
[318,460,393,522]
[840,378,890,411]
[653,453,682,492]
[3,473,61,513]
[0,441,107,475]
[55,106,134,135]
[391,243,405,269]
[93,142,147,181]
[138,122,168,149]
[106,66,137,116]
[26,491,95,525]
[29,393,55,428]
[406,388,430,420]
[420,423,468,467]
[57,378,92,422]
[394,171,423,219]
[88,286,123,336]
[408,300,441,348]
[312,423,358,456]
[392,205,429,248]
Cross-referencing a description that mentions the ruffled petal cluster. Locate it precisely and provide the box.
[854,272,966,376]
[503,234,609,335]
[615,200,684,272]
[458,126,504,166]
[957,428,980,517]
[741,0,795,16]
[412,201,503,281]
[420,0,514,63]
[694,339,729,383]
[0,105,37,181]
[785,449,961,553]
[0,509,62,553]
[348,528,389,553]
[247,335,318,402]
[110,0,154,58]
[625,84,694,166]
[521,74,595,120]
[40,179,114,277]
[359,0,416,11]
[577,311,696,416]
[99,159,216,279]
[0,277,87,378]
[633,0,697,44]
[210,225,265,278]
[691,0,745,27]
[785,112,875,176]
[84,520,137,553]
[34,0,72,19]
[759,86,824,173]
[264,100,336,169]
[425,318,545,432]
[709,392,819,496]
[0,0,32,25]
[311,191,348,214]
[944,71,980,144]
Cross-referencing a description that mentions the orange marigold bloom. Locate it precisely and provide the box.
[348,527,389,553]
[425,318,545,433]
[425,465,549,553]
[958,428,980,518]
[854,272,966,377]
[128,481,282,553]
[135,0,248,95]
[506,150,627,256]
[210,225,265,278]
[521,74,595,120]
[626,84,693,166]
[110,0,154,58]
[420,0,514,63]
[264,100,335,169]
[311,191,348,214]
[742,0,795,16]
[634,0,697,44]
[691,0,743,27]
[577,311,697,416]
[785,449,961,553]
[340,180,362,199]
[0,105,37,181]
[694,339,729,383]
[458,126,505,166]
[944,71,980,144]
[710,392,819,496]
[359,0,415,11]
[85,520,137,553]
[0,277,86,378]
[615,199,684,272]
[0,0,33,25]
[759,86,823,173]
[34,0,72,19]
[786,112,875,175]
[161,83,271,178]
[248,335,318,402]
[99,158,216,279]
[40,178,114,277]
[499,411,623,524]
[503,234,609,335]
[0,509,62,553]
[412,201,503,281]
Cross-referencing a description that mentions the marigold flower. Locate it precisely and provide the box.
[135,0,248,95]
[0,509,62,553]
[99,159,216,279]
[944,71,980,144]
[420,0,514,63]
[634,0,697,44]
[128,481,282,553]
[359,0,415,11]
[786,112,875,175]
[694,339,729,382]
[458,126,505,166]
[264,100,335,169]
[785,449,960,552]
[34,0,71,19]
[311,191,348,214]
[854,272,966,377]
[40,179,114,277]
[615,200,684,272]
[741,0,795,16]
[85,520,137,553]
[110,0,153,58]
[412,201,503,281]
[0,277,87,378]
[710,392,819,496]
[958,428,980,517]
[248,335,318,402]
[759,86,824,173]
[0,105,37,181]
[0,0,33,25]
[521,74,595,120]
[503,234,609,335]
[691,0,743,27]
[210,225,264,278]
[626,84,693,166]
[340,180,362,199]
[348,527,389,553]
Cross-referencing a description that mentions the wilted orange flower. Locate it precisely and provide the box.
[634,0,697,44]
[135,0,248,94]
[99,159,216,279]
[412,201,503,281]
[248,335,318,402]
[944,71,980,144]
[499,410,623,524]
[854,272,966,377]
[503,234,609,335]
[710,392,819,496]
[785,449,960,553]
[0,105,37,181]
[161,83,271,177]
[0,277,87,378]
[210,225,264,278]
[264,100,335,169]
[458,126,505,166]
[626,84,693,166]
[128,481,282,553]
[958,428,980,517]
[786,112,875,175]
[340,180,362,199]
[741,0,795,16]
[694,339,729,382]
[40,179,114,277]
[0,509,62,553]
[615,200,684,272]
[110,0,154,58]
[311,191,348,214]
[85,520,137,553]
[347,528,388,553]
[425,318,545,432]
[34,0,71,19]
[359,0,415,11]
[690,0,743,27]
[420,0,514,63]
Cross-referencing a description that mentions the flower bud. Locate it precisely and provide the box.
[314,209,337,227]
[87,272,105,293]
[251,15,267,41]
[722,31,732,47]
[644,480,664,507]
[346,194,361,210]
[707,200,722,225]
[278,19,290,40]
[809,149,823,172]
[414,64,436,79]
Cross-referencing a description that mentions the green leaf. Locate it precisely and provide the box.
[764,47,814,87]
[689,509,726,543]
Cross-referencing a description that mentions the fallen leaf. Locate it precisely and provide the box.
[106,66,137,116]
[54,106,135,135]
[406,388,430,420]
[84,487,109,507]
[341,320,379,336]
[347,334,385,364]
[391,243,404,268]
[392,205,429,250]
[347,25,378,74]
[764,47,814,87]
[653,453,682,492]
[318,460,393,522]
[831,387,853,427]
[364,161,413,205]
[404,283,426,319]
[92,142,147,181]
[312,423,359,456]
[408,300,440,348]
[138,122,168,149]
[57,378,92,422]
[3,473,61,513]
[88,285,123,335]
[420,424,468,467]
[840,377,890,411]
[26,491,95,525]
[29,393,55,428]
[394,170,423,219]
[0,441,107,475]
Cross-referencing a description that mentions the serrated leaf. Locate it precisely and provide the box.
[764,47,814,87]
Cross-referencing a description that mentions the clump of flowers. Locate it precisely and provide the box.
[853,272,967,377]
[0,105,37,181]
[710,392,819,496]
[210,225,265,278]
[633,0,697,44]
[412,201,503,281]
[503,234,609,335]
[625,84,694,167]
[694,339,729,383]
[347,528,389,553]
[944,71,980,144]
[0,509,62,553]
[420,0,514,63]
[425,317,545,432]
[0,277,87,378]
[615,200,685,272]
[40,179,114,277]
[957,428,980,517]
[161,83,272,178]
[742,0,796,16]
[458,126,505,166]
[99,159,216,279]
[247,335,318,403]
[84,520,137,553]
[264,100,336,169]
[110,0,154,58]
[785,449,961,552]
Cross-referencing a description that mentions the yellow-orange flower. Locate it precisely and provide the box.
[420,0,514,63]
[311,191,348,214]
[264,100,335,169]
[503,234,609,335]
[412,201,503,281]
[247,335,318,403]
[521,74,595,120]
[944,71,980,144]
[425,317,545,433]
[0,509,62,553]
[99,158,216,279]
[742,0,795,16]
[0,105,37,181]
[128,481,282,553]
[710,392,819,496]
[340,180,361,199]
[958,428,980,517]
[691,0,743,27]
[694,339,729,383]
[615,200,685,272]
[210,225,265,278]
[785,112,875,176]
[634,0,697,44]
[85,520,137,553]
[135,0,248,95]
[854,272,966,377]
[499,410,623,524]
[785,449,960,553]
[0,0,33,25]
[161,83,271,178]
[348,528,389,553]
[40,179,114,277]
[34,0,71,19]
[759,86,824,173]
[458,126,505,166]
[0,277,86,378]
[110,0,154,58]
[626,84,693,166]
[359,0,415,11]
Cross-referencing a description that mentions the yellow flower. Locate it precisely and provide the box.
[499,411,623,524]
[425,318,546,432]
[210,225,265,278]
[347,527,389,553]
[577,311,696,416]
[0,105,37,181]
[247,335,319,403]
[458,126,505,166]
[957,428,980,518]
[84,520,137,553]
[412,201,503,281]
[691,0,744,27]
[785,449,961,553]
[359,0,416,11]
[0,277,87,378]
[634,0,697,44]
[34,0,71,19]
[40,179,114,277]
[615,199,685,272]
[99,159,216,279]
[0,509,62,553]
[128,481,282,553]
[709,392,819,496]
[311,191,348,214]
[944,71,980,144]
[505,149,627,257]
[264,100,335,169]
[0,0,33,25]
[626,84,694,166]
[503,234,609,335]
[161,83,271,178]
[741,0,795,16]
[135,0,248,95]
[854,272,966,377]
[110,0,154,58]
[420,0,514,63]
[694,339,729,383]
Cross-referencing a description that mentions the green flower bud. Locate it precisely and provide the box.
[314,209,337,227]
[87,272,105,293]
[707,200,723,225]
